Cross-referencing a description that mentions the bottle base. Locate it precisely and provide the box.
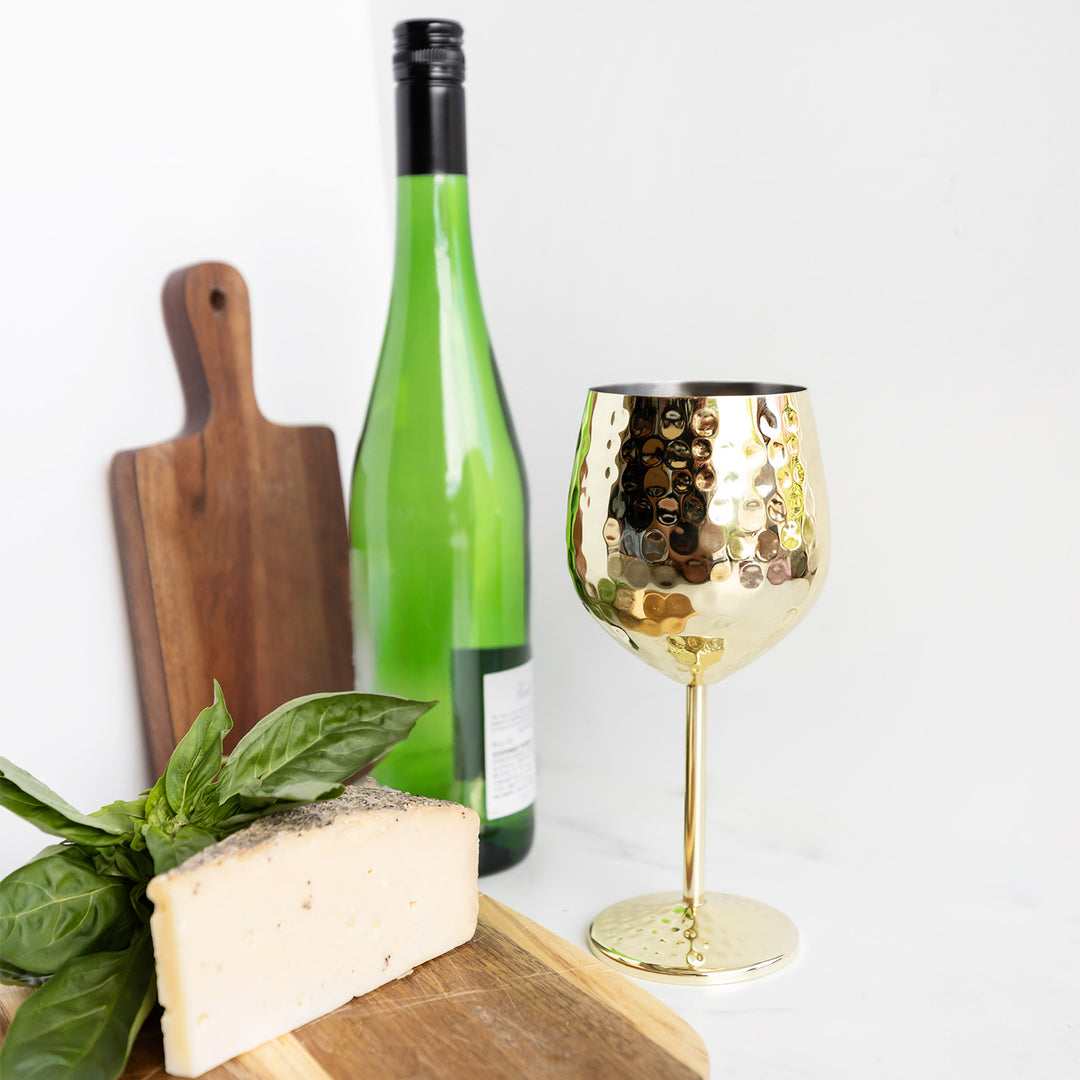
[478,811,534,875]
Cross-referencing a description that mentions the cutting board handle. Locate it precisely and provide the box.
[163,262,261,435]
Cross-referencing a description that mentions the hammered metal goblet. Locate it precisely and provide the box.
[567,382,829,983]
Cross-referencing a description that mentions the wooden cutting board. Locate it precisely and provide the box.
[0,895,708,1079]
[110,262,354,773]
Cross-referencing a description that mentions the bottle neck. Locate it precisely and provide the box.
[390,173,479,307]
[395,81,467,176]
[388,79,481,341]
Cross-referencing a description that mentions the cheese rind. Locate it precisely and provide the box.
[146,779,480,1077]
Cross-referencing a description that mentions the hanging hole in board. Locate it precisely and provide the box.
[210,287,226,312]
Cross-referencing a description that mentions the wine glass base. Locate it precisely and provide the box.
[587,891,798,985]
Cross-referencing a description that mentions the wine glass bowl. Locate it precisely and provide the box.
[569,381,828,687]
[567,381,829,983]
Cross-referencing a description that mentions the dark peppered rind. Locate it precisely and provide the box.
[154,778,476,879]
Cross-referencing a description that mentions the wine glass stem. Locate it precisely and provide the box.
[683,683,706,910]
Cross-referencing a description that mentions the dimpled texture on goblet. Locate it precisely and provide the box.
[568,388,829,685]
[588,891,800,981]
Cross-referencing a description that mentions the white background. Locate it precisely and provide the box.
[1,1,1077,1076]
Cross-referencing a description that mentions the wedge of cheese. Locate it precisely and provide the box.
[146,778,480,1077]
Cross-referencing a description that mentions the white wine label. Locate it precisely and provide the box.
[482,660,535,821]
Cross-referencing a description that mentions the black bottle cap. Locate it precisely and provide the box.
[393,19,465,85]
[393,19,468,175]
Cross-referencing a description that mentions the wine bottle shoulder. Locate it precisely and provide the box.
[360,319,520,438]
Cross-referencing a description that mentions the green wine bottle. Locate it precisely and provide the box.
[350,19,534,875]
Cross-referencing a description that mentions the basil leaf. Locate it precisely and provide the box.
[88,798,146,839]
[0,848,129,974]
[1,959,50,987]
[239,780,345,806]
[91,905,143,956]
[80,844,155,886]
[142,775,171,831]
[25,844,68,864]
[0,931,156,1080]
[126,819,148,853]
[163,680,233,824]
[0,759,125,846]
[205,784,347,834]
[142,823,218,876]
[216,692,432,803]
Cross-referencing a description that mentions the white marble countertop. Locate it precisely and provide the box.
[482,768,1079,1080]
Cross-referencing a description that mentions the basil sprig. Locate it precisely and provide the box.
[0,682,430,1080]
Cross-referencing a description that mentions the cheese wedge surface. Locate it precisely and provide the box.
[146,778,480,1077]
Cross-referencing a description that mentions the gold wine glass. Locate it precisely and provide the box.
[567,382,829,983]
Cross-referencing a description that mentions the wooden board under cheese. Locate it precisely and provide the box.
[0,895,708,1079]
